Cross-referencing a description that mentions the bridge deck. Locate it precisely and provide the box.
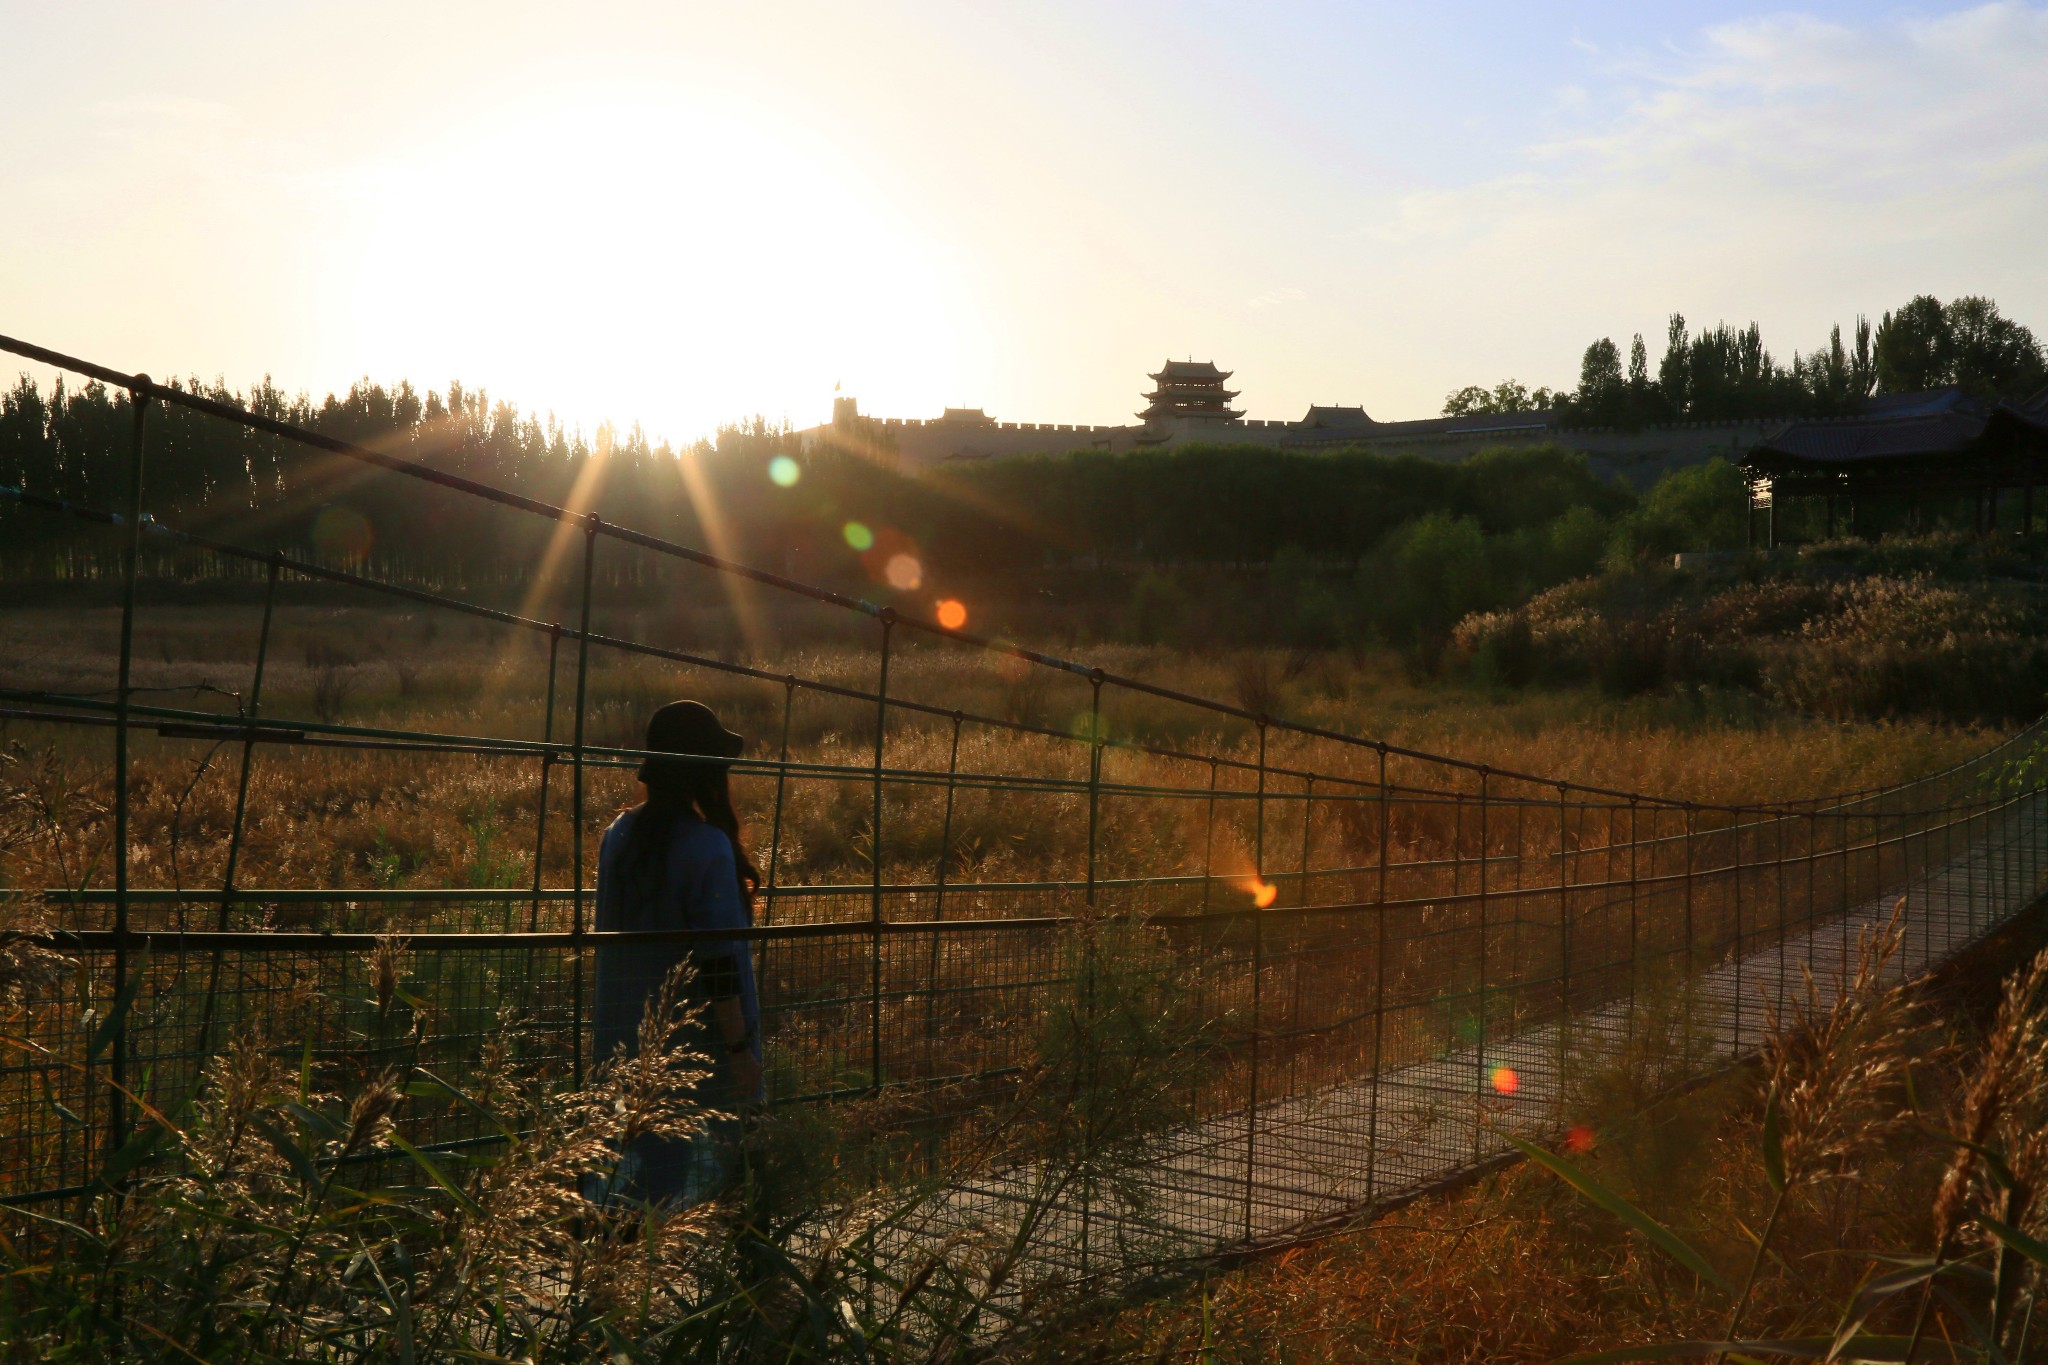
[901,793,2048,1281]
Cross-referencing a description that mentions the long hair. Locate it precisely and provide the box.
[619,757,761,916]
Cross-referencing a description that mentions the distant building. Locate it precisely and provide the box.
[1299,405,1373,431]
[1740,386,2048,545]
[1134,359,1243,437]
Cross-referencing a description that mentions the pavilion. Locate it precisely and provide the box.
[1136,359,1243,424]
[1740,387,2048,547]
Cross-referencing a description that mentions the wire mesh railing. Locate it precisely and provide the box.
[3,332,2047,1281]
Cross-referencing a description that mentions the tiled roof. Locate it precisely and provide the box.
[1991,385,2048,435]
[1300,405,1373,428]
[1746,411,1987,466]
[1854,388,1982,420]
[1151,359,1231,381]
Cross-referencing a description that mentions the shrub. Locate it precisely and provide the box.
[1451,549,2048,724]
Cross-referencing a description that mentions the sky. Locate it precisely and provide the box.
[2,1,2045,444]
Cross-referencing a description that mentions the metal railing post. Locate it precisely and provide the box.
[1682,802,1697,1065]
[1682,803,1696,968]
[1290,774,1313,1097]
[1202,759,1219,912]
[1774,804,1789,1016]
[1366,745,1389,1204]
[1085,672,1104,906]
[1626,796,1639,1051]
[1296,776,1315,908]
[196,551,279,1062]
[1732,805,1745,1057]
[1556,785,1570,1054]
[528,624,561,933]
[1474,768,1490,1163]
[1243,719,1268,1239]
[569,518,597,1087]
[108,376,152,1161]
[869,608,894,1091]
[1805,798,1819,972]
[756,677,797,1005]
[1080,673,1105,1272]
[924,711,964,1083]
[763,677,797,919]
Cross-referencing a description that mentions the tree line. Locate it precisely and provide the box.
[0,364,1717,596]
[1443,293,2046,426]
[3,354,1776,663]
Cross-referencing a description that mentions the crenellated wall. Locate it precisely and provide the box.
[797,401,1785,488]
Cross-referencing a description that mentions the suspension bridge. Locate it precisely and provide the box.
[2,333,2045,1292]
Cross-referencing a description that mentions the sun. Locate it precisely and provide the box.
[341,93,961,443]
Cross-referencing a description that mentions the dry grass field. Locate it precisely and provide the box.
[0,598,1992,905]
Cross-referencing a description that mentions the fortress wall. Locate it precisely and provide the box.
[1339,419,1778,488]
[800,412,1785,487]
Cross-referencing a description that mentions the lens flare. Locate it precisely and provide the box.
[768,455,800,487]
[885,552,923,590]
[936,599,968,630]
[1252,879,1279,909]
[1564,1123,1596,1154]
[842,521,874,551]
[1490,1066,1520,1096]
[311,506,374,562]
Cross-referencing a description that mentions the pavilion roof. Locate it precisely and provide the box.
[1300,405,1373,428]
[1143,385,1240,402]
[1744,410,1987,470]
[1989,385,2048,439]
[1150,359,1232,382]
[1852,387,1981,421]
[1136,402,1244,421]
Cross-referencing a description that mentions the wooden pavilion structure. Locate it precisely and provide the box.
[1741,387,2048,547]
[1137,359,1243,423]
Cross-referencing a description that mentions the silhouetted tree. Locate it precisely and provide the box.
[1945,296,2047,400]
[1657,313,1690,415]
[1441,379,1555,416]
[1875,295,1952,394]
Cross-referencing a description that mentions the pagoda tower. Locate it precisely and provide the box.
[1137,359,1243,423]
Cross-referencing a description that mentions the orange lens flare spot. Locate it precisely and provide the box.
[885,552,923,591]
[842,521,874,551]
[1564,1123,1596,1154]
[1252,880,1279,909]
[311,506,374,562]
[936,599,968,630]
[1490,1066,1519,1096]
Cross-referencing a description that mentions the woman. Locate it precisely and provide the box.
[591,699,763,1206]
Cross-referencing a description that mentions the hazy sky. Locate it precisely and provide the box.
[3,2,2044,443]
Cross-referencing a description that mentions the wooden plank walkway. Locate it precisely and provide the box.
[898,792,2048,1282]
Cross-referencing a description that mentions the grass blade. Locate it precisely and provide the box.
[86,943,150,1061]
[1980,1215,2048,1268]
[1761,1087,1785,1195]
[384,1131,481,1218]
[1506,1135,1731,1293]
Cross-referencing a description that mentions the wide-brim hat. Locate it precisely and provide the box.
[636,700,744,785]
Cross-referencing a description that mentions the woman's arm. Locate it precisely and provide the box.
[682,826,762,1099]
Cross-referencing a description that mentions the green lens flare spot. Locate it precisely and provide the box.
[768,455,800,487]
[842,521,874,551]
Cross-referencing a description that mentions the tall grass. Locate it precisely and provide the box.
[0,915,1226,1361]
[1055,917,2048,1363]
